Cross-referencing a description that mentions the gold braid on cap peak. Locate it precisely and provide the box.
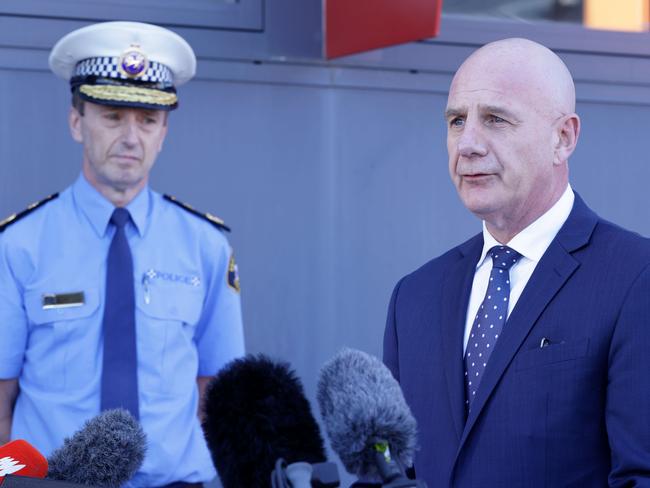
[79,84,177,106]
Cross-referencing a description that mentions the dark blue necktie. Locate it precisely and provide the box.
[100,208,139,419]
[464,245,521,409]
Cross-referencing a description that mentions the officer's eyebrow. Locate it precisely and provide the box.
[140,109,162,118]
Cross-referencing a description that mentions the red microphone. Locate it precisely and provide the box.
[0,440,48,483]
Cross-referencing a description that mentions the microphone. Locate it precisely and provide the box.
[202,354,339,488]
[3,477,88,488]
[0,440,48,482]
[46,409,146,488]
[317,348,426,488]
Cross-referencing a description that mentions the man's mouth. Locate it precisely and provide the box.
[112,154,141,162]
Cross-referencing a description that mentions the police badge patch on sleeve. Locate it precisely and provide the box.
[227,252,241,293]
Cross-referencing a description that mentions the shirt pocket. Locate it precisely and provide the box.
[137,277,203,325]
[23,287,100,391]
[136,278,204,396]
[514,338,590,372]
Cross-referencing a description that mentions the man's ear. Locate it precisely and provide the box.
[69,106,84,143]
[554,113,580,166]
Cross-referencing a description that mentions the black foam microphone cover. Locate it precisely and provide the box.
[202,354,327,488]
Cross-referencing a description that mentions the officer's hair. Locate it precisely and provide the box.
[71,89,85,116]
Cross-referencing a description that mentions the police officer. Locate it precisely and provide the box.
[0,21,244,487]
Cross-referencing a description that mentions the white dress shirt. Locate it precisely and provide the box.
[463,185,575,353]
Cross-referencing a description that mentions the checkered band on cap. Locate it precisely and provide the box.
[74,57,174,85]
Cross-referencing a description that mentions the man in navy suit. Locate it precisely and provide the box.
[384,38,650,487]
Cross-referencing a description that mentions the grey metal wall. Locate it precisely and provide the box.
[1,8,650,486]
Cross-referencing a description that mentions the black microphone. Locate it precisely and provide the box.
[202,354,339,488]
[3,477,88,488]
[46,409,146,488]
[317,348,426,488]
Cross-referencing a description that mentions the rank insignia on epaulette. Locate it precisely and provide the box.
[0,193,59,232]
[227,252,241,293]
[163,194,231,232]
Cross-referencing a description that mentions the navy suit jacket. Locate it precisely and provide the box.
[384,195,650,487]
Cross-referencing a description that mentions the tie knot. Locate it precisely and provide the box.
[110,208,131,228]
[489,246,521,270]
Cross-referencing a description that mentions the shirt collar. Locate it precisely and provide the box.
[477,184,575,267]
[71,173,150,238]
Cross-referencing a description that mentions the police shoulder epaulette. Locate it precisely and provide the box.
[0,193,59,233]
[163,194,231,232]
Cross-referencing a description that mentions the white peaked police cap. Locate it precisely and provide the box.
[49,21,197,111]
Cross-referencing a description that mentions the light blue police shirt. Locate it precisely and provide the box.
[0,174,245,487]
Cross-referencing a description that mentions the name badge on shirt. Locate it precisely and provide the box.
[42,292,85,310]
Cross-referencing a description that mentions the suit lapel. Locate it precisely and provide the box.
[456,193,599,453]
[441,234,483,440]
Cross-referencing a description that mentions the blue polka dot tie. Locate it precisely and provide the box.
[464,245,521,409]
[100,208,139,419]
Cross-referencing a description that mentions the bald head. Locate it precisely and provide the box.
[445,38,580,243]
[452,38,575,116]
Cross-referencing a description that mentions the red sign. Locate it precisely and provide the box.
[325,0,443,59]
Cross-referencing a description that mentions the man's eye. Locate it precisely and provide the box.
[449,117,464,128]
[104,113,120,121]
[141,113,162,125]
[488,115,506,124]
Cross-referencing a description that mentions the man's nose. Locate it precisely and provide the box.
[456,120,488,158]
[120,117,139,146]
